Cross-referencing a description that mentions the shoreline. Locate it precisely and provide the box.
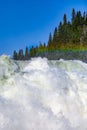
[35,50,87,62]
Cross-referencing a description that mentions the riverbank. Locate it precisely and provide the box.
[36,50,87,62]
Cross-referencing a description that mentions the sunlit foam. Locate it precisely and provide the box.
[0,55,87,130]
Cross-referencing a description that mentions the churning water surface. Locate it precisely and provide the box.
[0,55,87,130]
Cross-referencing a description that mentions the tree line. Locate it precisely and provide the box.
[13,9,87,60]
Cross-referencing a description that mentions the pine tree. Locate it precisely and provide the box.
[63,14,67,25]
[39,41,43,49]
[48,32,53,49]
[53,27,58,48]
[72,8,76,24]
[75,11,82,26]
[44,42,46,48]
[30,46,36,57]
[25,46,29,59]
[83,12,86,24]
[13,50,18,60]
[58,22,63,43]
[43,42,47,51]
[86,13,87,25]
[18,49,24,60]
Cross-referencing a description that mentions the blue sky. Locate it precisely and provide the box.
[0,0,87,55]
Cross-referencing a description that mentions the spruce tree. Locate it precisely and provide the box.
[18,49,24,60]
[13,50,18,60]
[63,14,67,25]
[53,27,58,48]
[48,32,53,49]
[72,8,76,24]
[25,46,29,59]
[30,46,35,57]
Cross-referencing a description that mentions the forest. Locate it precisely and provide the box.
[13,9,87,61]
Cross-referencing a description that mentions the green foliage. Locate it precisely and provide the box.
[13,9,87,60]
[25,47,29,60]
[18,49,24,60]
[72,8,76,24]
[48,32,53,49]
[63,14,67,25]
[13,50,18,60]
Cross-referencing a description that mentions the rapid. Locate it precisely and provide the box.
[0,55,87,130]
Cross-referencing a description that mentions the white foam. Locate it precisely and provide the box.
[0,56,87,130]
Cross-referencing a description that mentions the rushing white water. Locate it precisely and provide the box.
[0,55,87,130]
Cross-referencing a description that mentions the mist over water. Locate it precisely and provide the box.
[0,55,87,130]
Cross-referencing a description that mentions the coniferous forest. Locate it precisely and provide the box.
[13,9,87,61]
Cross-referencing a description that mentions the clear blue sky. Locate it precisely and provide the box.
[0,0,87,55]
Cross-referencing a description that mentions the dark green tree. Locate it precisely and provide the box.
[48,32,53,49]
[72,8,76,24]
[25,46,29,59]
[83,12,86,24]
[43,42,46,48]
[13,50,18,60]
[18,49,24,60]
[86,13,87,25]
[58,22,63,43]
[53,27,59,49]
[30,46,36,57]
[63,14,67,25]
[74,11,82,26]
[39,41,43,49]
